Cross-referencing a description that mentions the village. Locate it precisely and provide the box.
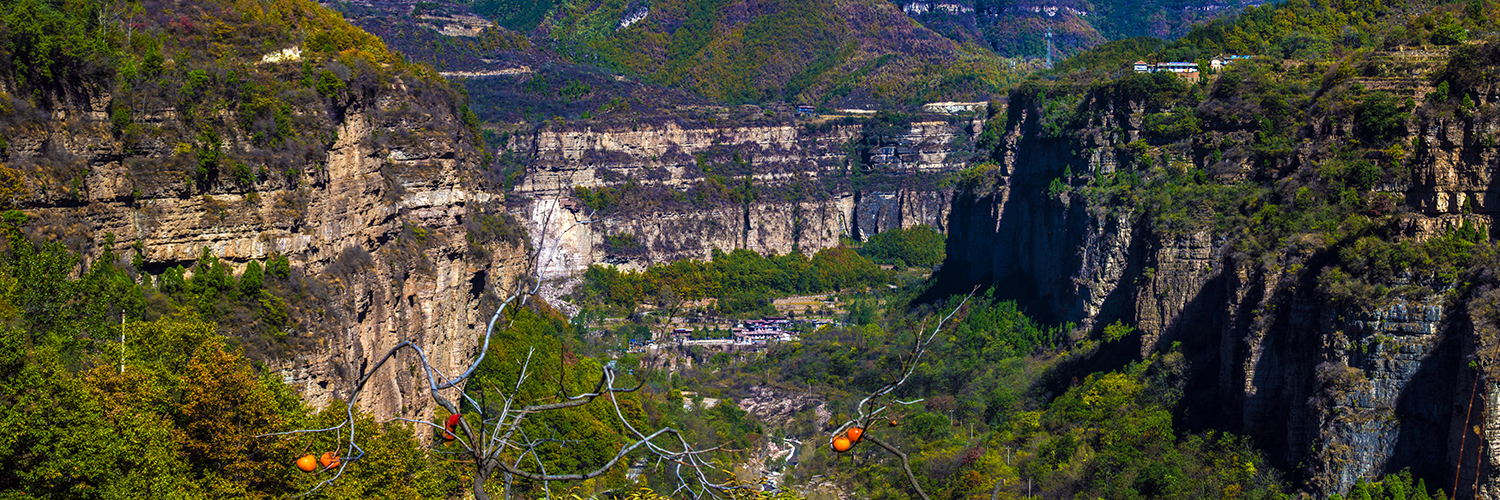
[624,315,845,352]
[621,294,849,353]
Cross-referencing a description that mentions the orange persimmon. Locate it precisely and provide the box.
[319,451,341,469]
[845,426,864,444]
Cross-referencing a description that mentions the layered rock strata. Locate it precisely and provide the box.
[939,68,1500,496]
[510,115,979,277]
[1,77,525,424]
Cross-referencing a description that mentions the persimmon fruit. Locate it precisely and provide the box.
[831,436,852,452]
[319,451,340,469]
[296,454,317,472]
[845,426,864,444]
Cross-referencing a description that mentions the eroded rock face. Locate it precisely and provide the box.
[509,116,979,277]
[1305,297,1451,495]
[938,81,1500,496]
[737,385,828,429]
[3,77,528,426]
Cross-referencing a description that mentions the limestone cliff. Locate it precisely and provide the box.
[937,49,1500,496]
[0,67,527,425]
[507,112,980,278]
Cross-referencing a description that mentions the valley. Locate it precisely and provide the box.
[3,0,1500,499]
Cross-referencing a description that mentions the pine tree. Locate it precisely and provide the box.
[1413,478,1433,500]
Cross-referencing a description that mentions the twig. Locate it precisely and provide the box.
[828,286,978,500]
[865,434,932,500]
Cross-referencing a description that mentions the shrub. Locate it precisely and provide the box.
[232,163,255,186]
[265,253,291,280]
[606,233,643,252]
[1432,14,1469,45]
[110,102,132,133]
[316,70,346,98]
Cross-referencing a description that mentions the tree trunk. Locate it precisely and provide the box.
[473,457,498,500]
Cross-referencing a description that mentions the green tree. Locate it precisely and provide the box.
[1356,91,1407,144]
[1432,14,1469,45]
[177,341,298,495]
[0,326,129,498]
[240,260,264,297]
[861,225,946,268]
[187,247,237,315]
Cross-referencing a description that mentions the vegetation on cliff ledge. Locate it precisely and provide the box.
[0,0,490,205]
[934,0,1500,495]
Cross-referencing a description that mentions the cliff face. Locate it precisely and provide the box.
[0,72,526,423]
[509,113,980,278]
[938,57,1500,496]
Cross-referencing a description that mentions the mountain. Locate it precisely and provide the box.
[328,0,996,281]
[0,0,723,497]
[334,0,1030,108]
[329,0,1256,109]
[537,0,1028,106]
[901,0,1264,59]
[931,0,1500,496]
[14,0,1500,497]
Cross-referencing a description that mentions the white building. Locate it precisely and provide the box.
[1209,55,1252,71]
[1132,61,1200,83]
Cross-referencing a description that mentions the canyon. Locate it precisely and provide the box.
[0,65,981,434]
[7,0,1500,496]
[935,52,1500,496]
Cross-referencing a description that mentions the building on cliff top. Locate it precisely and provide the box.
[1209,55,1252,71]
[1132,61,1200,83]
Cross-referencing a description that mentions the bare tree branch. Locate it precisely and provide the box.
[826,286,979,500]
[865,434,932,500]
[257,189,770,499]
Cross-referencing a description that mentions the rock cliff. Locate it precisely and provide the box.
[0,67,526,425]
[937,53,1500,496]
[507,112,981,278]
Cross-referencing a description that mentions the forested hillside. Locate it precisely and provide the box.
[14,0,1500,498]
[335,0,1033,108]
[0,0,881,497]
[538,0,1026,106]
[913,0,1260,59]
[929,0,1500,497]
[443,0,1250,69]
